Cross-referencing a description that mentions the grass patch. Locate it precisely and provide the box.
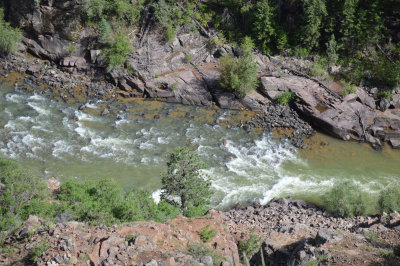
[342,81,357,96]
[377,248,395,258]
[187,242,224,266]
[28,240,49,263]
[199,225,217,242]
[237,234,262,263]
[277,91,296,105]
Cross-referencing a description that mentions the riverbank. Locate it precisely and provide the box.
[1,195,400,266]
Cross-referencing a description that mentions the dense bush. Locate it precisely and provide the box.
[161,146,212,217]
[322,180,368,217]
[102,30,132,71]
[378,185,400,213]
[219,37,258,99]
[81,0,145,25]
[277,91,296,105]
[0,9,22,55]
[0,159,54,236]
[199,225,217,242]
[57,178,179,225]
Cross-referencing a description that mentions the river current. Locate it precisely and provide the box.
[1,83,399,209]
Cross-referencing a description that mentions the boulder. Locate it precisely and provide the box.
[378,98,390,111]
[259,76,288,100]
[214,92,241,109]
[315,229,343,245]
[26,64,41,75]
[61,56,88,70]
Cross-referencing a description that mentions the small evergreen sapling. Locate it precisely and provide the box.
[161,146,212,217]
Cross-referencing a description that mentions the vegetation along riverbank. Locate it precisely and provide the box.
[0,0,400,265]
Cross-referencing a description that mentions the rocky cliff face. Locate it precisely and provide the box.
[2,198,400,265]
[2,0,400,150]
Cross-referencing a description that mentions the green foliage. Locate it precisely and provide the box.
[28,240,49,263]
[322,180,368,217]
[377,248,395,258]
[377,90,394,100]
[326,34,339,66]
[199,225,217,242]
[0,158,55,235]
[187,243,224,266]
[301,0,327,49]
[184,52,192,63]
[81,0,145,25]
[102,31,132,71]
[165,23,177,43]
[362,231,381,243]
[290,46,310,59]
[161,146,212,217]
[277,91,296,105]
[342,81,357,96]
[68,45,77,54]
[237,234,262,263]
[219,37,258,99]
[252,0,276,54]
[57,178,179,225]
[378,185,400,213]
[98,19,113,45]
[310,56,328,77]
[0,9,23,55]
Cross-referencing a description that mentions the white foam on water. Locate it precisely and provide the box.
[85,103,99,109]
[17,116,35,123]
[52,140,76,159]
[75,111,102,122]
[206,134,309,208]
[152,189,162,204]
[5,93,25,103]
[27,101,50,116]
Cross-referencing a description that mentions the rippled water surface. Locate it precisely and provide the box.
[1,83,400,208]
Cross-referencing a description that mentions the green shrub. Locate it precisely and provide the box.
[187,243,224,266]
[102,31,132,71]
[184,52,192,63]
[68,45,77,54]
[310,56,328,77]
[342,81,357,96]
[377,90,394,100]
[237,234,262,263]
[378,186,400,213]
[219,37,259,99]
[0,9,23,55]
[98,19,113,45]
[277,91,296,104]
[165,23,177,43]
[161,146,212,217]
[322,180,368,217]
[28,240,49,263]
[0,158,55,236]
[199,225,217,242]
[290,46,310,59]
[81,0,145,25]
[57,178,179,225]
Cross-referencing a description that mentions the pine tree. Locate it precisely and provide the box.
[301,0,327,50]
[326,34,339,67]
[252,0,275,54]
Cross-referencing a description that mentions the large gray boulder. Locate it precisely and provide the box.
[257,74,400,148]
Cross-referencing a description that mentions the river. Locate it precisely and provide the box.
[1,82,399,209]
